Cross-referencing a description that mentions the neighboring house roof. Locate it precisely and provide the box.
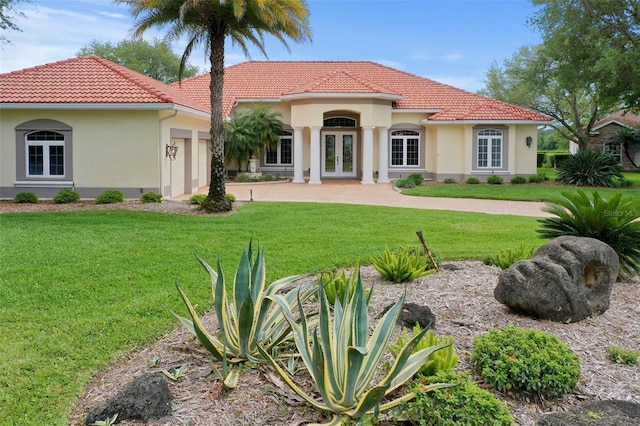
[174,61,551,122]
[0,55,209,114]
[592,110,640,131]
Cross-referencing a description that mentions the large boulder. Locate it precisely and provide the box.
[537,399,640,426]
[494,236,619,323]
[85,373,172,424]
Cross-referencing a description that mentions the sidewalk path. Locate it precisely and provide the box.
[187,180,550,217]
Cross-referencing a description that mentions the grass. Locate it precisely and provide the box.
[402,170,640,201]
[0,202,541,425]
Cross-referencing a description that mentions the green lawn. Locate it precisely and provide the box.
[0,202,542,425]
[402,171,640,201]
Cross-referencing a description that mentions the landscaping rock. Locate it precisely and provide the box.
[537,399,640,426]
[494,236,619,323]
[85,373,172,424]
[380,302,436,329]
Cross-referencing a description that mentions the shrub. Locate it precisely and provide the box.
[443,178,455,184]
[371,246,436,283]
[259,267,454,424]
[189,194,206,205]
[407,173,424,186]
[556,149,624,187]
[510,176,527,185]
[140,191,162,203]
[388,324,458,377]
[225,193,236,202]
[318,264,371,306]
[234,173,254,182]
[613,178,634,188]
[552,153,570,168]
[471,325,580,397]
[14,192,39,203]
[537,153,546,167]
[483,244,535,270]
[53,189,80,204]
[528,174,545,183]
[633,168,640,173]
[466,177,480,184]
[396,371,514,426]
[487,175,504,185]
[96,190,124,204]
[607,346,640,365]
[537,190,640,276]
[394,178,415,188]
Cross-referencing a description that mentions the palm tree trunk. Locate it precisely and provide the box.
[201,31,232,213]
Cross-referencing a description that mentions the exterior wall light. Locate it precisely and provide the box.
[526,136,533,148]
[166,142,179,160]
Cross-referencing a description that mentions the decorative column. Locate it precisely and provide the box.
[377,127,389,183]
[361,126,375,184]
[292,126,304,183]
[309,126,322,184]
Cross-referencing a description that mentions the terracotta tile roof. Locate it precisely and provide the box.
[593,110,640,130]
[175,61,551,122]
[0,55,209,113]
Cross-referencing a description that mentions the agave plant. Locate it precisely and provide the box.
[537,190,640,276]
[556,149,624,187]
[172,242,316,384]
[259,267,453,426]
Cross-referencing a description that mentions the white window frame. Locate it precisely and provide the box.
[477,129,503,169]
[25,131,66,177]
[264,132,293,166]
[390,130,420,167]
[603,141,622,164]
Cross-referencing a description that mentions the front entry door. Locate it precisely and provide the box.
[322,132,357,177]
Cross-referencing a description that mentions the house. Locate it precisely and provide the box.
[0,57,551,200]
[589,111,640,171]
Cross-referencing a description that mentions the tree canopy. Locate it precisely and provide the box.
[77,38,199,83]
[1,0,30,44]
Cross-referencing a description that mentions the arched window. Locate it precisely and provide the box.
[265,130,293,165]
[323,117,356,127]
[390,130,420,167]
[25,130,66,177]
[603,141,622,164]
[477,129,503,168]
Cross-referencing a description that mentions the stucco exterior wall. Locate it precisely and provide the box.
[434,125,466,176]
[513,124,538,175]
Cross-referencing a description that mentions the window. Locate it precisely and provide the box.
[25,131,65,177]
[323,117,356,128]
[477,129,503,168]
[604,141,622,163]
[390,130,420,167]
[265,131,293,165]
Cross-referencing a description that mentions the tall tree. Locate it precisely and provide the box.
[531,0,640,112]
[1,0,30,44]
[77,38,199,83]
[116,0,311,212]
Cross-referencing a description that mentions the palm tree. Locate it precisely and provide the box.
[116,0,311,212]
[611,127,640,169]
[224,113,253,172]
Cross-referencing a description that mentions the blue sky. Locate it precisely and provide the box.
[0,0,542,92]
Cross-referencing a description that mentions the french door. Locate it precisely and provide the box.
[322,132,357,177]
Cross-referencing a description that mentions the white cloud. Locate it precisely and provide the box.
[425,74,482,92]
[411,51,464,62]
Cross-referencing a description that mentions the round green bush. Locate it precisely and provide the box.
[394,178,415,188]
[140,192,162,203]
[487,175,504,185]
[54,189,80,204]
[528,174,545,183]
[189,194,207,205]
[225,193,237,202]
[510,176,527,185]
[408,173,424,186]
[14,192,39,204]
[466,177,480,184]
[471,325,580,397]
[96,190,124,204]
[397,371,513,426]
[443,178,455,184]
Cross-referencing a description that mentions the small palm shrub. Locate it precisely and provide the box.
[407,173,424,186]
[466,177,480,184]
[537,190,640,276]
[371,246,436,283]
[483,244,535,270]
[528,174,545,183]
[388,325,458,377]
[556,149,624,187]
[471,325,580,397]
[53,189,80,204]
[96,190,124,204]
[318,265,371,306]
[14,192,39,203]
[487,175,503,185]
[394,178,415,188]
[189,194,206,205]
[607,346,640,365]
[259,269,454,424]
[172,241,316,377]
[396,371,514,426]
[510,176,527,185]
[140,191,162,203]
